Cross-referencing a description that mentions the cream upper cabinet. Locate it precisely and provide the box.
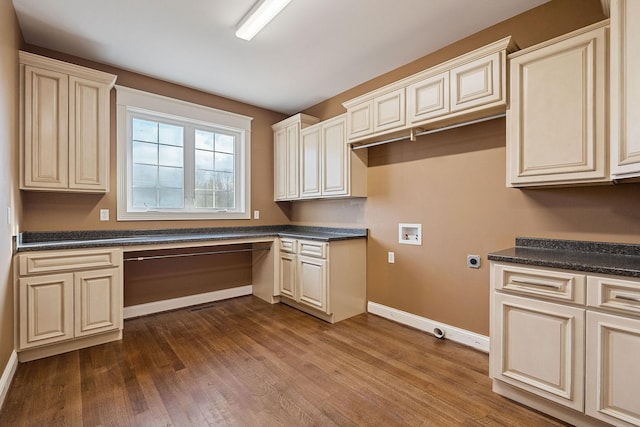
[610,0,640,180]
[272,113,319,201]
[300,123,322,198]
[344,37,516,144]
[19,51,116,193]
[506,21,609,187]
[321,115,349,197]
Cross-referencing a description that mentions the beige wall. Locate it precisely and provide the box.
[0,0,23,375]
[295,0,640,336]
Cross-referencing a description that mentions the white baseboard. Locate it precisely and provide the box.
[124,285,253,319]
[0,350,18,410]
[367,301,490,353]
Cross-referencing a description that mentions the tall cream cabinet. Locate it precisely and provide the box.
[491,262,640,427]
[506,21,609,187]
[300,114,367,199]
[610,0,640,179]
[272,114,320,201]
[15,248,123,362]
[19,52,117,193]
[277,238,366,324]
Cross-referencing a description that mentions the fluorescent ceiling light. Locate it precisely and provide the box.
[235,0,293,41]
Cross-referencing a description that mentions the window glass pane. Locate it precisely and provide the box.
[132,141,158,165]
[159,166,183,189]
[214,171,233,191]
[195,150,214,170]
[132,118,158,143]
[159,189,184,208]
[132,164,157,187]
[215,191,234,208]
[159,145,183,167]
[132,188,158,209]
[195,129,214,150]
[215,133,234,154]
[215,152,234,173]
[159,123,184,147]
[195,170,214,190]
[195,190,213,208]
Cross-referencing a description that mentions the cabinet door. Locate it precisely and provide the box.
[373,88,405,133]
[586,311,640,427]
[285,124,299,199]
[69,76,109,191]
[22,65,69,189]
[491,293,585,411]
[322,116,348,196]
[274,127,288,200]
[451,52,501,112]
[297,255,328,313]
[507,25,608,186]
[300,125,321,198]
[19,273,74,349]
[279,253,296,300]
[74,268,122,337]
[611,0,640,179]
[407,72,450,124]
[346,100,373,141]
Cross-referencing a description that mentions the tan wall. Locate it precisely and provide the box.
[0,0,23,377]
[295,0,640,336]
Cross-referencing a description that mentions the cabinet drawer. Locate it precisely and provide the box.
[298,241,327,259]
[19,248,122,276]
[279,238,297,253]
[588,275,640,317]
[493,263,586,304]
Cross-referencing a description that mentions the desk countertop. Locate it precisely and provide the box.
[16,225,368,252]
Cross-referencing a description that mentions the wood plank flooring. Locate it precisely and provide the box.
[0,296,568,426]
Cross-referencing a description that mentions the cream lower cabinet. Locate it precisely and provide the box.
[507,21,609,187]
[277,238,366,323]
[491,262,640,427]
[15,248,123,361]
[19,51,117,193]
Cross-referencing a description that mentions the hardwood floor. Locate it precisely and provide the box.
[0,296,568,426]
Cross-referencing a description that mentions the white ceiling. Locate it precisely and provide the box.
[12,0,549,115]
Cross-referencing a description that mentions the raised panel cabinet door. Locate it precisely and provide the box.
[373,88,405,133]
[611,0,640,179]
[19,273,74,349]
[585,311,640,427]
[22,65,69,189]
[279,253,296,300]
[450,52,500,112]
[274,127,288,200]
[491,293,585,411]
[346,100,373,141]
[74,268,122,337]
[322,116,348,196]
[300,125,321,198]
[407,72,450,124]
[507,24,608,186]
[69,76,109,191]
[297,255,328,313]
[285,124,300,199]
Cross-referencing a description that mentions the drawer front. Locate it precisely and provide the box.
[298,241,327,259]
[588,275,640,317]
[19,248,122,276]
[493,263,586,304]
[279,238,297,253]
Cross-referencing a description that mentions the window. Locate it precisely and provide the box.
[116,87,252,220]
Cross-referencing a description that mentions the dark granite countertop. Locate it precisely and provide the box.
[16,225,368,252]
[488,237,640,278]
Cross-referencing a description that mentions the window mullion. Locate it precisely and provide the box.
[184,125,195,210]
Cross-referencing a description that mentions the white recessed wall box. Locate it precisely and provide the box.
[399,223,422,245]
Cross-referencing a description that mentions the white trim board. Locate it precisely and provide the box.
[367,301,490,353]
[124,285,253,319]
[0,350,18,411]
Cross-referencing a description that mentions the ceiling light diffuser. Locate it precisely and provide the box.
[235,0,293,41]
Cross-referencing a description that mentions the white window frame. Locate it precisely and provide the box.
[116,86,252,221]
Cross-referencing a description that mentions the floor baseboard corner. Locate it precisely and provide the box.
[0,350,18,410]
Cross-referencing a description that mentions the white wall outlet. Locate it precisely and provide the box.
[467,255,481,269]
[388,252,395,263]
[100,209,109,221]
[253,210,260,219]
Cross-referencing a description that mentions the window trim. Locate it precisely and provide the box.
[116,86,253,221]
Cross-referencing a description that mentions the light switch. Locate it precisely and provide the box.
[100,209,109,221]
[388,252,395,263]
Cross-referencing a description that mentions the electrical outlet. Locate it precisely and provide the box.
[100,209,109,221]
[388,252,395,264]
[467,255,481,269]
[6,206,11,225]
[253,210,260,219]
